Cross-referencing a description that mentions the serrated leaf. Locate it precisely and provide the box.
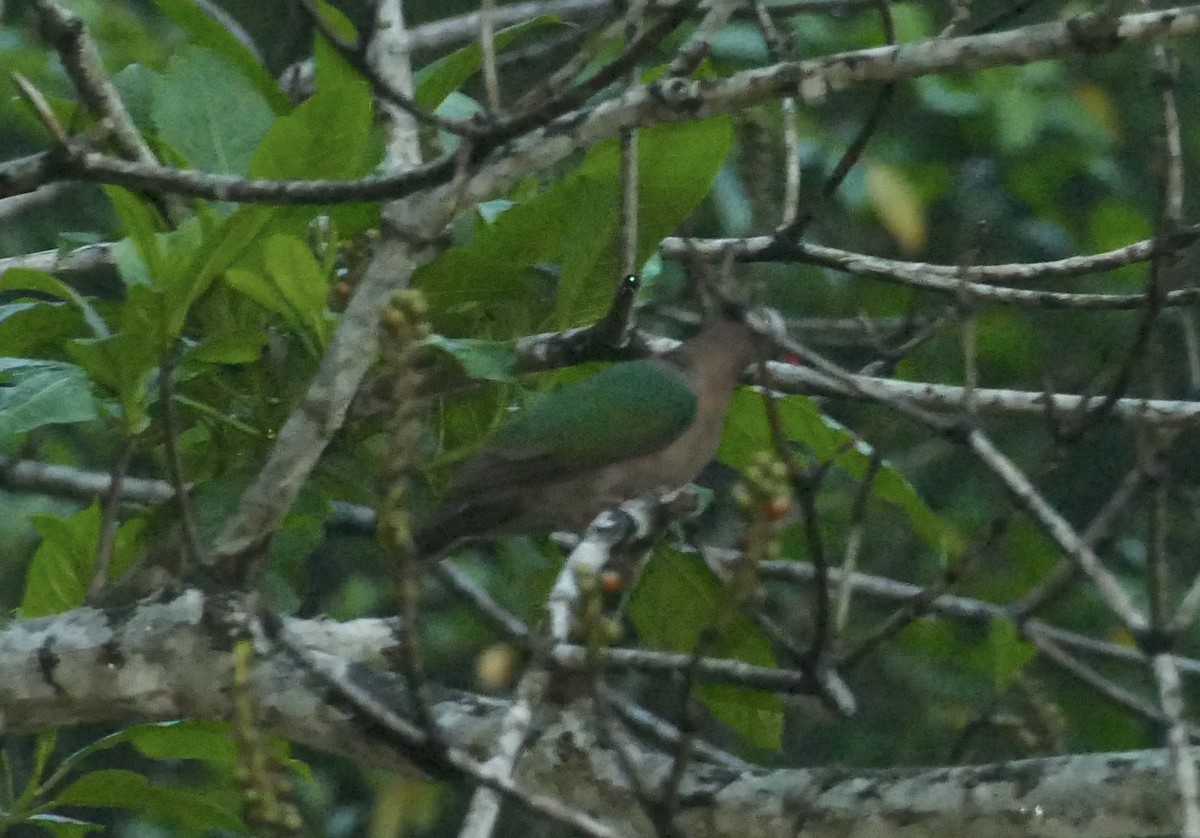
[151,44,275,174]
[630,548,782,750]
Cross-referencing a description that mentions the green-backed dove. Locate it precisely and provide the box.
[415,310,764,557]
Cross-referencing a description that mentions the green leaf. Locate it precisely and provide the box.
[416,116,730,330]
[151,44,275,174]
[67,287,165,434]
[262,485,328,613]
[189,326,269,364]
[0,302,85,357]
[0,360,96,443]
[310,0,360,94]
[719,390,966,556]
[195,204,278,276]
[1088,199,1151,285]
[125,720,238,766]
[412,188,568,320]
[250,67,374,181]
[261,235,333,344]
[123,719,311,782]
[422,335,517,382]
[104,212,210,340]
[53,770,244,831]
[554,117,733,327]
[18,505,143,618]
[414,16,561,109]
[0,268,109,339]
[150,0,291,113]
[226,256,334,350]
[986,617,1036,689]
[225,267,290,320]
[630,548,782,750]
[113,62,157,129]
[102,186,164,280]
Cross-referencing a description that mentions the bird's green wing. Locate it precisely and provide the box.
[448,359,697,496]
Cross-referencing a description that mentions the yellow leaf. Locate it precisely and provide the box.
[865,161,926,255]
[1075,83,1120,141]
[371,776,443,837]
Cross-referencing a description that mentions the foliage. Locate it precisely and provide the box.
[1,0,1196,834]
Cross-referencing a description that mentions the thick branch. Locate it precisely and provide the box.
[0,594,1187,837]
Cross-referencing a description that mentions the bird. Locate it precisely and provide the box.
[414,308,766,558]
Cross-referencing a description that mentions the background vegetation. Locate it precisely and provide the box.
[2,0,1199,835]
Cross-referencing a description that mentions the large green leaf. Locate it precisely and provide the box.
[18,504,143,618]
[224,235,333,350]
[553,117,733,327]
[102,186,164,281]
[66,284,168,433]
[151,44,275,174]
[0,360,96,444]
[150,0,291,113]
[103,210,213,341]
[0,302,85,359]
[249,70,374,181]
[53,770,243,831]
[263,234,333,343]
[310,0,359,94]
[630,548,782,750]
[0,268,108,339]
[422,335,518,383]
[414,116,731,331]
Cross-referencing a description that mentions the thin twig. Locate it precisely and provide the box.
[479,0,503,114]
[88,440,136,600]
[750,1,800,226]
[158,348,204,568]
